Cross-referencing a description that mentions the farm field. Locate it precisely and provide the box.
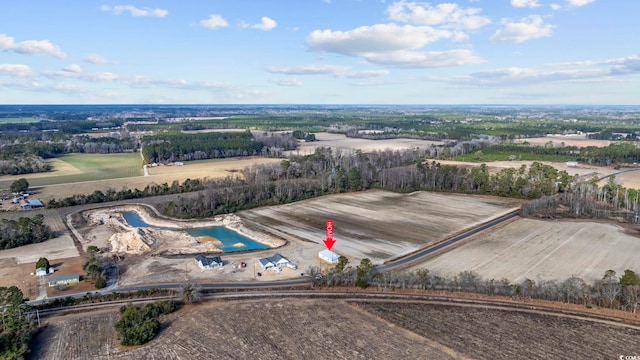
[283,132,444,156]
[0,153,141,190]
[0,117,39,124]
[239,190,523,264]
[413,218,640,283]
[8,156,280,200]
[358,301,640,359]
[31,298,640,359]
[513,135,612,148]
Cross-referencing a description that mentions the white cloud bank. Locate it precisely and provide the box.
[491,15,554,43]
[510,0,541,8]
[386,1,491,29]
[100,5,168,17]
[265,64,389,78]
[200,14,229,29]
[248,17,278,31]
[0,64,33,78]
[0,34,66,58]
[85,54,117,64]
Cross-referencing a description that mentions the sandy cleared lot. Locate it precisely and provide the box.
[240,190,523,265]
[284,132,444,156]
[513,135,612,148]
[413,218,640,283]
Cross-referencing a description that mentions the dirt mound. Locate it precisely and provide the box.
[109,228,155,254]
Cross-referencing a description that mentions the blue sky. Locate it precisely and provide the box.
[0,0,638,104]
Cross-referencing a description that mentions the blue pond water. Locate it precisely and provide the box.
[122,212,269,252]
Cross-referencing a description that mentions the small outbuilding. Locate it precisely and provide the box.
[195,255,223,270]
[318,249,340,264]
[35,267,47,276]
[21,199,44,210]
[48,274,80,287]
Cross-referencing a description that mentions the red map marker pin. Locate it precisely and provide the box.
[323,220,336,250]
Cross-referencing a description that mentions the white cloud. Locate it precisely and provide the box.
[430,54,640,86]
[200,14,229,29]
[491,15,554,43]
[265,64,390,78]
[0,64,33,78]
[100,5,168,17]
[365,49,484,68]
[63,64,82,73]
[266,64,352,75]
[85,54,116,64]
[275,77,303,86]
[566,0,595,7]
[252,17,277,31]
[307,23,464,57]
[511,0,541,8]
[342,69,390,78]
[306,23,482,68]
[0,34,66,58]
[551,4,562,10]
[386,1,491,30]
[43,65,119,82]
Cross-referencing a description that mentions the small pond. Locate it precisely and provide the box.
[122,212,269,252]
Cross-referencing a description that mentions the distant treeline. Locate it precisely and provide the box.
[449,143,640,166]
[141,131,264,163]
[0,214,54,249]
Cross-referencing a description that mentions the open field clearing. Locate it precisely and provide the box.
[413,218,640,283]
[514,135,612,148]
[0,153,141,190]
[31,298,640,359]
[240,190,523,264]
[284,132,444,156]
[21,157,280,200]
[182,128,246,134]
[30,299,460,359]
[144,156,280,178]
[0,234,78,264]
[0,117,39,123]
[358,301,640,359]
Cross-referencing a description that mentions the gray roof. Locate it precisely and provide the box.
[28,199,44,207]
[195,255,222,266]
[258,253,288,266]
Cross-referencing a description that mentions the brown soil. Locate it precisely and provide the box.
[30,296,640,360]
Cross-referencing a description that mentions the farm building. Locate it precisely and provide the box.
[35,267,47,276]
[195,255,223,270]
[319,250,340,264]
[258,253,296,271]
[48,274,80,287]
[21,199,44,210]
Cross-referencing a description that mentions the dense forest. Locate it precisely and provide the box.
[0,286,32,359]
[0,214,54,249]
[141,131,264,163]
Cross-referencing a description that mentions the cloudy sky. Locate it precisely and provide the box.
[0,0,638,104]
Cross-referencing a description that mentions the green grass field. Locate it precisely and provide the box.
[0,117,40,124]
[0,153,142,189]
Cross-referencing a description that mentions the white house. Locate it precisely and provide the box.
[258,253,295,271]
[319,249,340,264]
[195,255,223,270]
[35,267,47,276]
